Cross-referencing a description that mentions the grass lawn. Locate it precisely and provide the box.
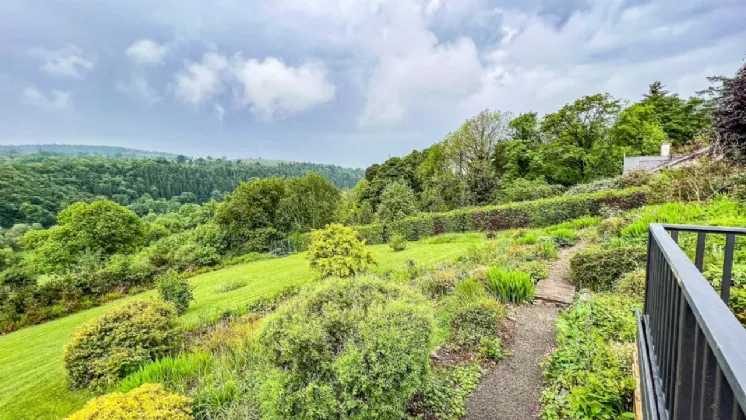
[0,233,484,420]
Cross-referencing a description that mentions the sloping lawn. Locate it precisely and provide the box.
[0,233,484,420]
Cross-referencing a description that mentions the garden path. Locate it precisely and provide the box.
[464,244,584,420]
[534,243,584,304]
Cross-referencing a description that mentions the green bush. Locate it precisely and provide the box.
[565,177,621,195]
[449,297,505,348]
[515,231,539,245]
[485,268,534,304]
[540,294,639,419]
[257,277,433,419]
[615,269,646,298]
[493,178,566,204]
[409,364,481,420]
[63,300,182,390]
[307,224,377,278]
[516,261,550,281]
[570,246,646,291]
[389,233,408,251]
[416,266,457,299]
[156,272,195,315]
[67,383,192,420]
[373,188,646,244]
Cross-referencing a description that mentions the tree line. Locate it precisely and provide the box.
[339,80,719,224]
[0,154,364,228]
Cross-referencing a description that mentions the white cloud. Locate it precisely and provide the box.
[232,57,335,119]
[173,52,229,105]
[117,74,162,104]
[30,45,94,79]
[214,103,225,121]
[126,39,169,66]
[172,52,335,119]
[22,87,71,110]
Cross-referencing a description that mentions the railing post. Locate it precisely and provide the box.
[722,234,735,304]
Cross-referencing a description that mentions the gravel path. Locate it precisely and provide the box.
[464,245,584,420]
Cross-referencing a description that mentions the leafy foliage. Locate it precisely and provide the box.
[66,383,192,420]
[485,268,535,303]
[715,61,746,161]
[449,296,505,348]
[0,153,362,227]
[570,247,646,291]
[25,200,148,273]
[388,232,408,252]
[257,277,433,419]
[376,181,418,224]
[63,300,181,390]
[307,224,377,278]
[541,294,639,420]
[156,272,195,315]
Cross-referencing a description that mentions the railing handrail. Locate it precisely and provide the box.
[649,223,746,412]
[660,223,746,236]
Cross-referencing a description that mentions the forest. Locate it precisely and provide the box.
[0,153,364,227]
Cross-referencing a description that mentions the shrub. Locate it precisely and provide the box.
[565,177,621,195]
[389,233,408,252]
[257,277,433,419]
[570,246,646,291]
[451,277,489,306]
[516,261,550,281]
[597,216,627,239]
[493,178,565,204]
[67,383,192,420]
[619,169,653,188]
[156,272,195,315]
[409,363,481,420]
[615,269,646,298]
[647,157,736,204]
[485,268,534,304]
[64,300,181,390]
[416,266,457,299]
[449,297,505,347]
[307,224,377,278]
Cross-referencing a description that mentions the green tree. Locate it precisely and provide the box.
[214,178,286,249]
[541,93,622,183]
[641,81,711,145]
[376,181,418,224]
[279,173,341,232]
[611,104,667,155]
[307,224,377,278]
[26,200,148,272]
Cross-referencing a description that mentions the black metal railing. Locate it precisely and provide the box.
[638,224,746,420]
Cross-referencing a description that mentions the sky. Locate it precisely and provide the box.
[0,0,744,168]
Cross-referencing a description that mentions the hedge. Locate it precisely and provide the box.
[350,188,646,244]
[569,246,647,291]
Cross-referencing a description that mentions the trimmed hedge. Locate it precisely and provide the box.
[351,189,646,244]
[569,246,647,291]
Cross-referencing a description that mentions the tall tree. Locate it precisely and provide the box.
[641,81,711,145]
[541,94,621,183]
[610,104,667,155]
[714,61,746,161]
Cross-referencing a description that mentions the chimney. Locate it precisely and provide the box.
[661,142,671,158]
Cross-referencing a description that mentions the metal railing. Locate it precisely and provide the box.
[638,224,746,420]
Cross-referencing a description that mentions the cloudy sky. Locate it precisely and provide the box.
[0,0,744,167]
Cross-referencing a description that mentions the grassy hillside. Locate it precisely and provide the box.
[0,234,484,420]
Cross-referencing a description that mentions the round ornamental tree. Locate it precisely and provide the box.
[63,299,181,390]
[307,224,377,278]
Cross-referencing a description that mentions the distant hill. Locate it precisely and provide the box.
[0,144,182,159]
